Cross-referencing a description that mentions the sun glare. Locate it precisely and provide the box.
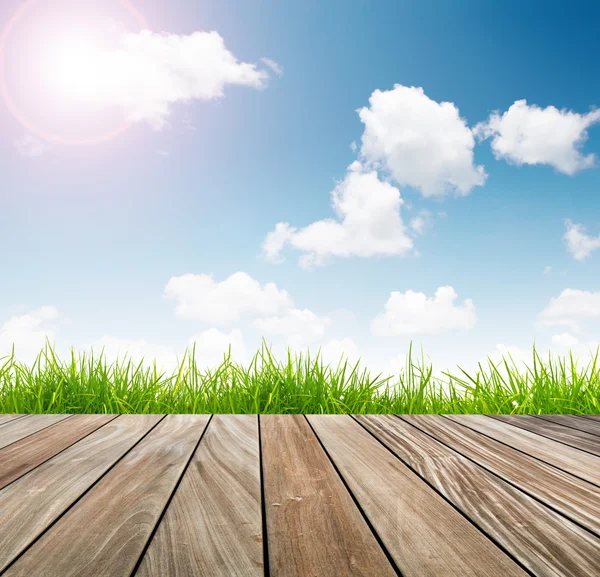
[0,0,148,145]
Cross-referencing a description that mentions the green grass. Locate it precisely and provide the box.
[0,342,599,414]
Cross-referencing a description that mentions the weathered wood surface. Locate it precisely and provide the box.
[136,415,264,577]
[448,414,600,486]
[0,414,71,450]
[1,413,599,577]
[493,414,600,456]
[358,414,600,577]
[403,414,600,536]
[4,414,210,577]
[308,414,528,577]
[537,414,600,437]
[0,414,116,490]
[261,414,397,577]
[0,414,24,426]
[0,414,164,573]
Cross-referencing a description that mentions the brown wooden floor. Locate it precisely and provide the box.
[1,414,600,576]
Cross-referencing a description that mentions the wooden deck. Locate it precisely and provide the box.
[1,414,599,576]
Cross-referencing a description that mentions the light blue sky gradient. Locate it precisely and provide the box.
[1,0,599,372]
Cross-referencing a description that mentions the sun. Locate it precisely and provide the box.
[0,0,149,145]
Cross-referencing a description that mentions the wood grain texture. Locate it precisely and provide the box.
[448,414,600,486]
[0,414,116,490]
[0,415,71,450]
[359,415,600,577]
[493,414,600,456]
[537,415,600,437]
[403,415,600,537]
[0,414,164,573]
[308,414,527,577]
[583,414,600,421]
[4,414,209,577]
[136,415,264,577]
[0,415,24,427]
[261,415,397,577]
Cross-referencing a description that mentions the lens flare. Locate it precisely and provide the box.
[0,0,149,145]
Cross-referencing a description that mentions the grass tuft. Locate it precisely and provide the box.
[0,341,599,414]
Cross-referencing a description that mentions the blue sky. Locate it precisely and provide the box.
[1,0,599,373]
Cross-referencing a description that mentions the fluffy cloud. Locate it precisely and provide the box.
[164,272,293,324]
[254,309,331,348]
[372,286,477,336]
[91,336,181,370]
[0,306,63,360]
[358,85,486,196]
[189,328,247,368]
[319,338,361,366]
[64,30,270,129]
[474,100,600,174]
[262,162,414,268]
[564,219,600,261]
[551,332,579,347]
[539,289,600,331]
[92,328,247,371]
[14,134,47,157]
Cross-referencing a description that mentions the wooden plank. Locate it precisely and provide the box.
[493,414,600,456]
[402,414,600,536]
[358,414,600,577]
[4,414,209,577]
[0,415,25,426]
[0,414,117,490]
[136,415,264,577]
[308,414,527,577]
[537,415,600,437]
[261,415,397,577]
[448,415,600,486]
[0,415,71,449]
[0,414,164,573]
[583,414,600,421]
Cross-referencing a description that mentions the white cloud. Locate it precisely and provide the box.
[372,286,477,336]
[543,265,552,276]
[0,306,63,361]
[91,336,180,371]
[551,332,580,347]
[260,57,283,77]
[254,309,330,348]
[63,30,270,129]
[319,338,361,366]
[262,161,414,268]
[564,219,600,261]
[539,289,600,332]
[474,100,600,174]
[14,134,47,157]
[91,328,247,371]
[164,272,293,324]
[358,85,486,197]
[189,328,247,368]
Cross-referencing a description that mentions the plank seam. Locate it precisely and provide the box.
[0,415,74,451]
[129,414,214,577]
[0,415,120,493]
[0,415,27,429]
[398,415,600,540]
[257,415,271,577]
[445,415,600,489]
[0,414,168,577]
[488,415,600,457]
[304,415,405,577]
[534,414,600,439]
[352,416,537,577]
